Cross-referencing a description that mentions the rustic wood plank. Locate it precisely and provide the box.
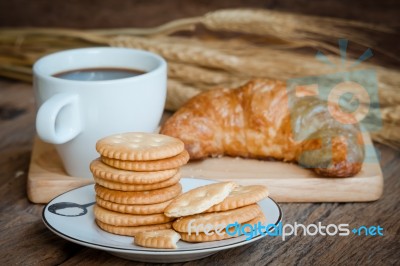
[27,138,94,203]
[1,76,399,265]
[27,134,383,203]
[0,80,81,266]
[0,0,399,260]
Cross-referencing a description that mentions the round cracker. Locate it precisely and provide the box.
[180,213,266,242]
[206,185,269,212]
[180,229,232,242]
[90,158,178,184]
[101,150,189,171]
[164,182,238,217]
[94,205,174,226]
[96,132,184,161]
[95,183,182,205]
[134,229,181,249]
[172,204,261,233]
[96,196,172,215]
[95,219,173,237]
[93,171,181,191]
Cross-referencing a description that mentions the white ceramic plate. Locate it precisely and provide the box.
[42,178,282,263]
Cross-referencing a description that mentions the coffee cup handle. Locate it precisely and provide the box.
[36,93,82,144]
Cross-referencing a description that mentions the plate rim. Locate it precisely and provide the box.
[42,179,282,255]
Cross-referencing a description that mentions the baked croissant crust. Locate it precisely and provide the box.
[161,80,365,177]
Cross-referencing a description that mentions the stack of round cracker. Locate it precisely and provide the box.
[164,182,269,242]
[90,132,189,237]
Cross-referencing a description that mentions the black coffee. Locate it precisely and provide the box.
[53,67,145,81]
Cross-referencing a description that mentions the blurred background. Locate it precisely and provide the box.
[0,0,399,67]
[0,0,399,148]
[1,0,399,27]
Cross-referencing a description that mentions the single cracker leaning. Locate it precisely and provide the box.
[90,158,178,184]
[96,196,173,215]
[94,205,175,226]
[95,183,182,204]
[93,171,181,191]
[206,185,269,212]
[96,132,184,161]
[134,229,181,249]
[180,213,267,242]
[172,204,261,233]
[164,182,238,217]
[95,219,173,237]
[101,150,189,171]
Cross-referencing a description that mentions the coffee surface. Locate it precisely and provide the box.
[53,67,145,81]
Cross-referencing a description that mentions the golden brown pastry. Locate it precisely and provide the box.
[161,80,364,177]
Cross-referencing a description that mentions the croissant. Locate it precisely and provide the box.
[161,80,365,177]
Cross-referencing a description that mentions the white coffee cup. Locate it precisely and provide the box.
[33,47,167,178]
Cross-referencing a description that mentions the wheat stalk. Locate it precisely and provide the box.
[90,17,201,36]
[371,122,400,151]
[168,62,245,85]
[201,9,397,60]
[0,28,109,44]
[110,35,400,107]
[0,9,399,148]
[166,79,201,110]
[111,36,243,71]
[203,9,391,39]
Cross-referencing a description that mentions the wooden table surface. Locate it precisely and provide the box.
[0,80,399,265]
[1,1,400,265]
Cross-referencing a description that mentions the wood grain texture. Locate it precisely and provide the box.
[180,132,383,202]
[27,138,93,203]
[28,134,383,203]
[0,0,398,68]
[1,79,399,266]
[1,0,399,264]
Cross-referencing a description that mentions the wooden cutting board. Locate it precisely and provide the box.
[27,135,383,204]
